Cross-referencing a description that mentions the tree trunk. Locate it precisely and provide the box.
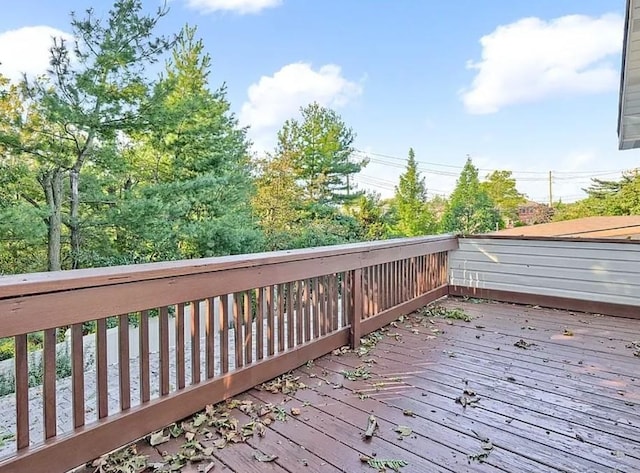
[70,168,80,269]
[41,169,64,271]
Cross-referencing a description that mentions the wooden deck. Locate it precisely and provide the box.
[83,298,640,473]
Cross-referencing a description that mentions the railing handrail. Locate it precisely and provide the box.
[0,235,456,300]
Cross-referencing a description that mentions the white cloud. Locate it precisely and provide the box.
[0,26,71,82]
[185,0,281,14]
[461,13,623,114]
[240,62,362,151]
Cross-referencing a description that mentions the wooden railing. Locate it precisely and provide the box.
[0,235,456,473]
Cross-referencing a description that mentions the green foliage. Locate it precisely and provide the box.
[441,157,501,235]
[0,344,76,397]
[554,169,640,221]
[276,102,367,209]
[344,192,398,240]
[362,457,408,471]
[393,148,435,236]
[480,170,526,226]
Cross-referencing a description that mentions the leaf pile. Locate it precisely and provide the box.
[341,365,371,381]
[358,330,385,356]
[258,373,306,394]
[91,446,148,473]
[420,305,472,322]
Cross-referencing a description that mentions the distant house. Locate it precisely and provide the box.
[516,201,553,226]
[489,215,640,240]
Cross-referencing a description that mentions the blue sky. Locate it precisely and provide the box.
[0,0,635,203]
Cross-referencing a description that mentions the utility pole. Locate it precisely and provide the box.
[548,171,553,207]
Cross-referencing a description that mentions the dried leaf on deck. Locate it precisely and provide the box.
[402,409,415,417]
[514,339,536,349]
[253,451,278,462]
[394,425,412,438]
[149,430,170,446]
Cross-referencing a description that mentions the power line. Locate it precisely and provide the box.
[354,149,628,177]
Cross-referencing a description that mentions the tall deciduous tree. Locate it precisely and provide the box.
[442,157,500,235]
[276,102,367,211]
[480,170,526,225]
[252,150,302,248]
[0,74,48,273]
[393,148,435,236]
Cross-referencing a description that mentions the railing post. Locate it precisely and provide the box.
[350,268,362,348]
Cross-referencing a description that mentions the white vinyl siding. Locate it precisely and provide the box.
[449,238,640,307]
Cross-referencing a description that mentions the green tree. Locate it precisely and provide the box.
[553,169,640,221]
[111,26,261,262]
[345,192,398,240]
[442,157,501,235]
[0,75,48,273]
[252,150,303,249]
[276,102,367,210]
[393,148,435,236]
[480,170,526,226]
[0,0,175,270]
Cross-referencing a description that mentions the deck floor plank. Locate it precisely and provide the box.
[73,298,640,473]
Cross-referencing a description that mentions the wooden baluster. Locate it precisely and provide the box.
[43,328,57,438]
[256,288,264,360]
[97,318,108,418]
[350,269,362,348]
[206,297,216,379]
[296,281,303,345]
[159,306,170,395]
[244,291,252,364]
[139,310,150,402]
[219,295,230,373]
[118,315,131,410]
[312,278,320,339]
[277,284,285,351]
[191,301,201,383]
[233,293,243,368]
[71,323,85,428]
[267,286,275,356]
[15,334,28,449]
[176,304,186,389]
[319,277,327,336]
[287,282,295,348]
[303,280,311,342]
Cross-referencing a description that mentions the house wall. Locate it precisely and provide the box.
[449,237,640,307]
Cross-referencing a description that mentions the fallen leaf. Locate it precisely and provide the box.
[254,451,278,462]
[394,425,412,438]
[290,407,301,416]
[514,339,536,349]
[149,430,170,446]
[403,409,415,417]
